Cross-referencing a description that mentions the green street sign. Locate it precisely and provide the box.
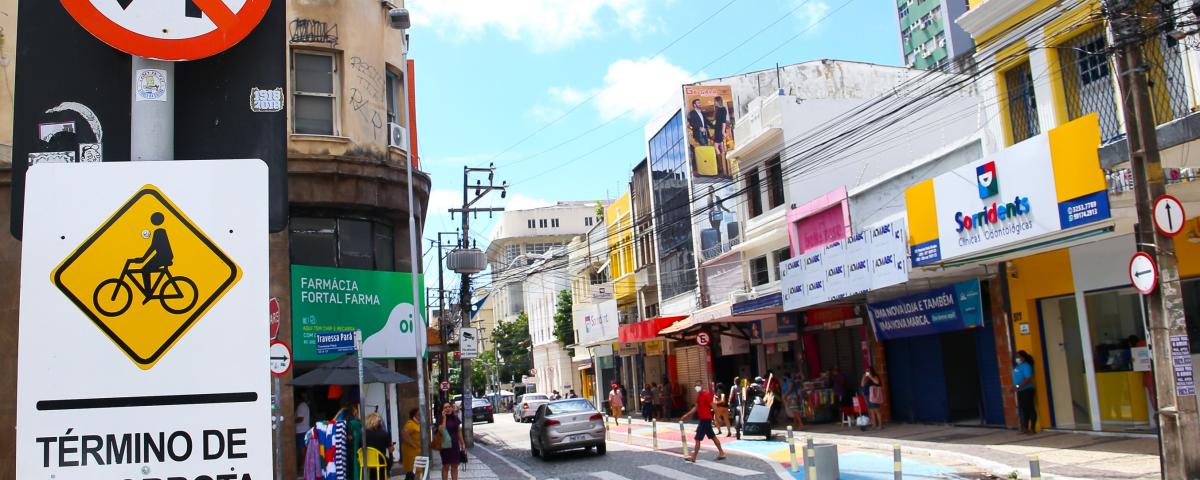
[291,264,425,361]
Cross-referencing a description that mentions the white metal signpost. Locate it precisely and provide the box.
[1154,194,1186,237]
[1130,252,1158,295]
[16,160,270,479]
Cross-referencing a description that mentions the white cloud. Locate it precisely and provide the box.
[546,56,698,121]
[528,105,565,122]
[502,193,554,211]
[427,189,462,216]
[408,0,655,52]
[793,0,830,30]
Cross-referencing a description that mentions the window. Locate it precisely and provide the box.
[750,256,770,287]
[773,247,792,272]
[920,14,931,27]
[898,3,908,18]
[935,32,945,45]
[290,216,394,270]
[551,219,560,228]
[930,6,941,18]
[1060,27,1122,143]
[585,217,594,226]
[539,219,548,228]
[498,244,521,272]
[924,39,937,53]
[1005,62,1041,143]
[385,70,401,125]
[528,219,536,229]
[747,167,763,217]
[645,303,659,319]
[906,51,917,65]
[649,112,697,299]
[902,32,912,45]
[767,157,785,209]
[293,52,338,135]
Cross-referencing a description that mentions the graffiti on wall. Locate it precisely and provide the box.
[348,56,386,140]
[290,19,338,46]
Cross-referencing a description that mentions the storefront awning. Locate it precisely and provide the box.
[619,315,687,343]
[658,316,697,335]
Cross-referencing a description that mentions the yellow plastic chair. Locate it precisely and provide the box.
[356,447,388,480]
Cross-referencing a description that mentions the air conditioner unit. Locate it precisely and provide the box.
[938,38,946,48]
[906,61,915,68]
[921,50,933,58]
[388,122,408,150]
[729,291,753,305]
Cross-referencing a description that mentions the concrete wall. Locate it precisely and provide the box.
[848,137,984,229]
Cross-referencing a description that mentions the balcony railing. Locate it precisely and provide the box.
[732,95,783,147]
[700,234,741,262]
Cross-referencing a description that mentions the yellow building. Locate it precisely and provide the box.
[607,192,637,317]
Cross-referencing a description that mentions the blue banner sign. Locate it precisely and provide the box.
[315,331,357,355]
[866,279,985,341]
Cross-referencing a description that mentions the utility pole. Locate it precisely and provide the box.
[449,164,507,449]
[1105,1,1200,477]
[434,231,459,403]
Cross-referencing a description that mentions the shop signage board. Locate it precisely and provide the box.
[17,160,270,478]
[646,341,665,356]
[617,342,640,356]
[865,279,985,341]
[460,327,479,360]
[291,265,425,361]
[905,115,1109,266]
[575,298,619,345]
[719,334,750,356]
[1129,253,1157,295]
[1153,195,1185,237]
[781,219,909,312]
[748,313,799,344]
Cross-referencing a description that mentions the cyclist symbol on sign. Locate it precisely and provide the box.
[92,212,198,317]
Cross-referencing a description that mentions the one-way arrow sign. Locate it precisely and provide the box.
[1130,253,1158,295]
[270,341,292,376]
[1154,195,1186,237]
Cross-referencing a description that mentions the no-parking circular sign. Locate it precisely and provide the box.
[696,332,711,346]
[61,0,271,61]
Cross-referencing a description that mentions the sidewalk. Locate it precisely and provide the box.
[421,443,532,480]
[604,415,1160,479]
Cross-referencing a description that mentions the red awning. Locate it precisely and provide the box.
[619,315,688,343]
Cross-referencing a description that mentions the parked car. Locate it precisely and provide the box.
[530,398,606,459]
[512,393,551,423]
[452,395,495,424]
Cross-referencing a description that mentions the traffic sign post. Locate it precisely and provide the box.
[270,341,292,376]
[696,332,711,346]
[1154,195,1187,237]
[269,340,290,480]
[440,381,451,393]
[1130,253,1158,295]
[16,160,270,478]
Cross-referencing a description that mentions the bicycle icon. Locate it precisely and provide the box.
[91,212,198,317]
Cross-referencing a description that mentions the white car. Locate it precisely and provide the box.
[512,394,551,423]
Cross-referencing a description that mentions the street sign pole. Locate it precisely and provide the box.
[355,330,368,480]
[131,56,173,161]
[274,375,282,480]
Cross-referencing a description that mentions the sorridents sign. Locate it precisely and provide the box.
[781,219,909,312]
[575,298,619,345]
[905,115,1110,266]
[866,279,985,341]
[291,265,425,361]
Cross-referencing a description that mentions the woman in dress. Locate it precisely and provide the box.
[435,402,464,480]
[785,380,805,431]
[400,407,421,480]
[713,383,731,436]
[862,366,884,430]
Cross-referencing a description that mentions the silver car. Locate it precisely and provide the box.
[512,393,550,423]
[529,398,606,459]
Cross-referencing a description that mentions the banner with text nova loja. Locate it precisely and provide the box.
[904,114,1110,266]
[866,279,985,341]
[292,265,425,361]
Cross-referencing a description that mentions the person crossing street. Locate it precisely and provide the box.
[680,380,726,463]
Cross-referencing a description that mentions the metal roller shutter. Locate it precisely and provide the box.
[816,331,837,374]
[975,319,1005,425]
[675,346,708,407]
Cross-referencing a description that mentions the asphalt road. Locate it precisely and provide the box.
[472,415,784,480]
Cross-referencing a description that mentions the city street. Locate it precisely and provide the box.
[460,415,985,480]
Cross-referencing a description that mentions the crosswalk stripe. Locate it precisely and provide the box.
[694,459,763,476]
[590,472,632,480]
[640,465,707,480]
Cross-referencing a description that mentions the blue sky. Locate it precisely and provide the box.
[407,0,903,280]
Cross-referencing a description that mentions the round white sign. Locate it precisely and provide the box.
[1153,195,1186,237]
[1129,253,1157,295]
[269,341,291,376]
[696,332,711,346]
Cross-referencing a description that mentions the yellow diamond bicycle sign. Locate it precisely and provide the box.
[52,185,241,370]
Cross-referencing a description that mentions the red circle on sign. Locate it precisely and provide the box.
[696,332,711,346]
[60,0,271,61]
[1129,253,1158,295]
[440,381,451,392]
[1153,195,1186,237]
[270,340,291,377]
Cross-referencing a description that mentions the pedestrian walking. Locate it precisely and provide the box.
[862,366,884,430]
[784,380,804,431]
[651,382,662,420]
[681,380,727,462]
[609,383,624,419]
[713,383,732,436]
[640,383,654,420]
[435,402,465,480]
[1013,350,1038,434]
[400,407,421,480]
[728,377,742,435]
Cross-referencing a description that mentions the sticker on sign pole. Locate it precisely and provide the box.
[1129,253,1157,295]
[61,0,272,61]
[1153,195,1186,237]
[270,341,291,376]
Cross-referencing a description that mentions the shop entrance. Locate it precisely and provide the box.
[885,314,1004,425]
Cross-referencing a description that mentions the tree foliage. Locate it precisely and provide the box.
[553,289,575,350]
[492,311,531,384]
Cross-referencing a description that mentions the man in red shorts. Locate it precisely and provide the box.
[681,379,727,462]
